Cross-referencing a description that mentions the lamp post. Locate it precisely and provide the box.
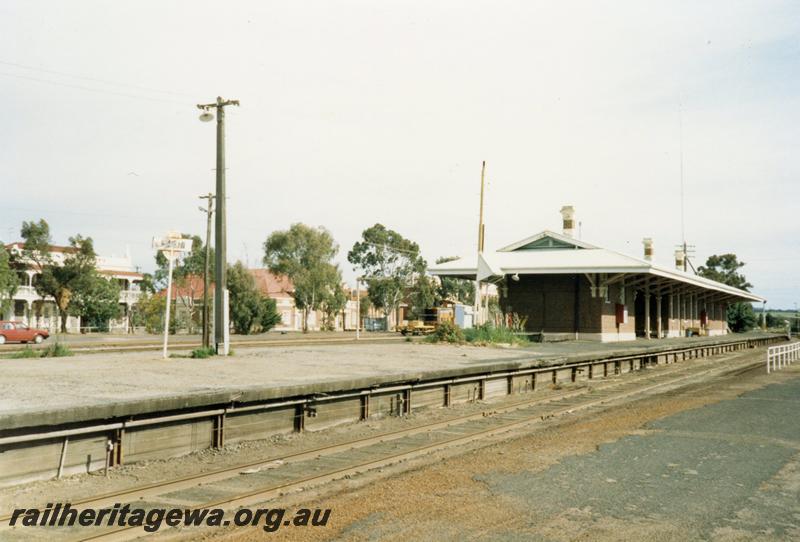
[197,97,239,355]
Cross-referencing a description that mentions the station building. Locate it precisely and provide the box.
[429,207,765,342]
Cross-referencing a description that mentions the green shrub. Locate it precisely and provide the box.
[40,343,73,358]
[426,322,528,346]
[9,347,40,359]
[426,321,465,344]
[190,347,217,359]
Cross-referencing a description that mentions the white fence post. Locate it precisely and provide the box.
[767,342,799,374]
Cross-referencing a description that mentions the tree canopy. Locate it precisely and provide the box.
[347,224,427,326]
[70,274,122,332]
[227,262,281,334]
[19,219,52,269]
[263,223,343,332]
[696,254,752,292]
[697,253,756,333]
[0,245,19,313]
[435,256,475,305]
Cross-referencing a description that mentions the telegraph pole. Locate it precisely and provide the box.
[474,161,486,326]
[198,193,215,349]
[197,97,239,355]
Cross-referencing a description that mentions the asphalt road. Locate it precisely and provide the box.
[473,375,800,540]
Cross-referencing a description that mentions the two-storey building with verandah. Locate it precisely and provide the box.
[2,243,144,333]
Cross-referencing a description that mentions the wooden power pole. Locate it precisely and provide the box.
[197,97,239,355]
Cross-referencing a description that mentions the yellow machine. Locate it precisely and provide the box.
[398,320,437,336]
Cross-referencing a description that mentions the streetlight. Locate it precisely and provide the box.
[196,97,239,355]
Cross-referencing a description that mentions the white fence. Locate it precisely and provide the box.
[767,342,800,373]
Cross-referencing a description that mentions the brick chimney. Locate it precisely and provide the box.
[642,238,654,261]
[674,249,685,271]
[560,205,575,238]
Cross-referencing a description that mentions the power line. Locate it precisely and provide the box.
[0,59,194,97]
[0,71,191,106]
[0,204,192,224]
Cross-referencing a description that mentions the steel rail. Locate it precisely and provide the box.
[0,334,405,355]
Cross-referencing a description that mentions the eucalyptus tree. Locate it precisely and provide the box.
[264,223,343,332]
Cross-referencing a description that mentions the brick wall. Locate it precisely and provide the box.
[500,274,730,340]
[501,274,603,334]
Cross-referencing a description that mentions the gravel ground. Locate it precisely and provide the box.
[197,357,800,542]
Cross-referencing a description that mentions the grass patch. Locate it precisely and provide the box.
[190,346,217,359]
[39,343,73,358]
[464,324,528,346]
[426,322,528,346]
[8,347,40,359]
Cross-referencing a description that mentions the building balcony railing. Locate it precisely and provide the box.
[14,285,39,300]
[9,286,142,305]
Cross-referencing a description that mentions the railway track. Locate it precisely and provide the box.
[0,333,404,356]
[0,347,769,541]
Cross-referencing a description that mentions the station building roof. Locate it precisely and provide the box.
[429,230,765,303]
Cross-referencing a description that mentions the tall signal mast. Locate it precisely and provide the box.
[676,101,695,272]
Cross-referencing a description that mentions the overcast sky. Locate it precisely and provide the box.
[1,1,798,308]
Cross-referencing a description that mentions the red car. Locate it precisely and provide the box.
[0,321,50,345]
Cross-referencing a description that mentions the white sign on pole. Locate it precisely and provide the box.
[154,234,193,359]
[152,237,194,254]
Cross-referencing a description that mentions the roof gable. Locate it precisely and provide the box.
[497,230,597,252]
